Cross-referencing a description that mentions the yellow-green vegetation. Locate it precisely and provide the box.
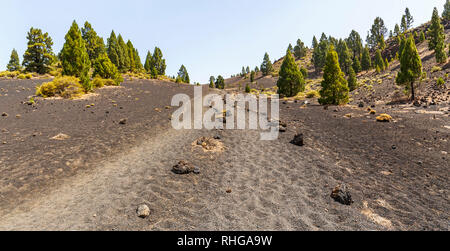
[436,77,445,86]
[376,114,393,122]
[305,90,320,98]
[36,76,84,99]
[369,109,377,115]
[17,73,33,79]
[92,77,119,88]
[431,66,442,73]
[0,71,20,78]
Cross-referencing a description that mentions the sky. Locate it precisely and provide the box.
[0,0,446,83]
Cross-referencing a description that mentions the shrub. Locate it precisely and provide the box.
[17,73,33,80]
[305,90,320,98]
[245,84,251,93]
[437,77,445,86]
[376,114,393,122]
[431,66,442,73]
[36,76,84,99]
[92,77,117,88]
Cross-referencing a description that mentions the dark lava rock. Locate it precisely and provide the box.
[291,133,304,146]
[1,112,8,117]
[214,135,222,140]
[358,102,364,108]
[172,160,195,175]
[331,185,354,205]
[413,101,421,107]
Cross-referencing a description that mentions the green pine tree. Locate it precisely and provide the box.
[215,75,225,89]
[444,0,450,21]
[177,65,190,83]
[60,21,91,91]
[117,35,130,72]
[294,39,307,58]
[347,67,358,91]
[250,71,255,82]
[81,22,105,61]
[92,52,122,85]
[366,17,388,49]
[337,40,353,75]
[7,49,21,71]
[152,47,166,76]
[313,37,329,72]
[107,31,120,68]
[144,51,153,73]
[347,30,363,59]
[22,27,54,74]
[396,36,422,100]
[312,36,318,49]
[419,31,426,42]
[209,76,215,88]
[260,52,273,76]
[277,50,305,97]
[436,38,448,63]
[361,46,372,71]
[375,49,385,72]
[428,7,445,51]
[352,56,362,73]
[133,49,144,73]
[319,46,349,105]
[394,24,401,37]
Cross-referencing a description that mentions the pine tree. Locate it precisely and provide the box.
[60,21,91,91]
[177,65,190,83]
[241,66,246,77]
[287,44,294,54]
[144,51,152,73]
[405,8,414,30]
[152,47,166,75]
[126,40,136,72]
[347,67,358,91]
[394,24,401,37]
[337,40,353,75]
[435,38,447,63]
[92,53,122,84]
[107,31,120,68]
[7,49,21,71]
[255,66,259,72]
[375,49,385,72]
[428,7,445,51]
[396,36,422,100]
[361,46,372,71]
[401,15,408,33]
[419,31,426,42]
[352,56,362,73]
[117,35,130,72]
[300,67,308,79]
[134,49,144,73]
[379,35,386,50]
[246,66,250,74]
[250,71,255,82]
[347,30,363,59]
[366,17,388,49]
[260,52,273,76]
[22,27,54,74]
[313,38,329,72]
[444,0,450,21]
[312,36,318,49]
[277,51,305,97]
[398,34,407,58]
[319,46,349,105]
[209,76,215,88]
[294,39,307,58]
[81,22,105,61]
[215,75,225,89]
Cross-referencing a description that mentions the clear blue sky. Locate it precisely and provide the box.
[0,0,446,83]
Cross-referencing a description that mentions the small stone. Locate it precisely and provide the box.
[1,112,8,117]
[136,204,150,218]
[392,145,397,150]
[331,185,353,205]
[172,160,195,174]
[193,167,201,174]
[358,102,364,108]
[214,135,222,140]
[291,133,304,146]
[226,189,232,194]
[119,118,127,125]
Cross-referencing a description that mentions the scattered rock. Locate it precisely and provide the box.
[331,185,354,205]
[172,160,195,174]
[391,145,397,150]
[376,114,392,122]
[413,101,421,107]
[193,167,201,174]
[213,135,222,140]
[119,118,127,125]
[16,114,21,118]
[136,204,150,218]
[358,102,364,108]
[226,189,232,194]
[291,133,304,146]
[1,112,8,117]
[51,133,71,141]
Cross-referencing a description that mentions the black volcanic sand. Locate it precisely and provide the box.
[0,79,198,215]
[0,80,448,230]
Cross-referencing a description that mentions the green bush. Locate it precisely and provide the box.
[431,66,442,73]
[437,77,445,86]
[17,73,33,79]
[93,53,123,85]
[92,77,117,88]
[36,76,84,99]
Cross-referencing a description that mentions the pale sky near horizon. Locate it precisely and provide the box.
[0,0,446,83]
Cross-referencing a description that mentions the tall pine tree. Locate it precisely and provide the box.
[361,46,372,71]
[428,7,447,63]
[60,21,91,91]
[260,52,273,76]
[277,50,305,97]
[7,49,21,71]
[107,31,120,69]
[319,45,349,105]
[81,22,105,61]
[22,27,54,74]
[444,0,450,21]
[396,36,422,100]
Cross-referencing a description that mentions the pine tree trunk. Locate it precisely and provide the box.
[410,81,415,101]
